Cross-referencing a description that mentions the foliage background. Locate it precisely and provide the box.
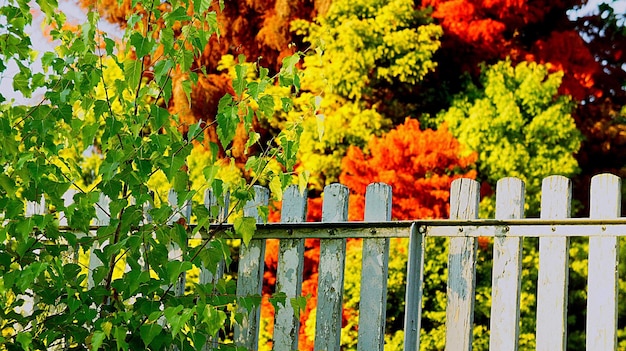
[2,0,626,349]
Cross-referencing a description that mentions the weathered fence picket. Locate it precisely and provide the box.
[490,178,525,351]
[445,178,480,351]
[314,184,349,351]
[536,176,572,351]
[273,185,307,351]
[357,183,392,351]
[587,174,621,350]
[234,186,269,349]
[13,173,626,351]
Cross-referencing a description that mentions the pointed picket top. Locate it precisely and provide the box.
[26,195,45,217]
[204,188,230,223]
[59,189,78,226]
[244,185,269,220]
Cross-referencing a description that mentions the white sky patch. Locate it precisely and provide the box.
[0,0,122,105]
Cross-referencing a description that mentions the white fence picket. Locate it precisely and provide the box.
[315,183,349,351]
[445,178,480,351]
[586,173,621,350]
[357,183,392,351]
[235,186,269,350]
[490,178,525,351]
[87,193,111,289]
[273,185,308,351]
[536,175,572,351]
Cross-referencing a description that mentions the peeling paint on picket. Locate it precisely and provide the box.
[314,183,349,351]
[234,186,269,350]
[489,178,524,351]
[357,183,392,351]
[273,185,307,351]
[445,178,480,351]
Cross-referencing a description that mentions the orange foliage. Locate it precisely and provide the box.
[340,118,477,221]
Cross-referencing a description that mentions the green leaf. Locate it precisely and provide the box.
[234,216,256,246]
[165,260,192,285]
[130,32,154,58]
[216,94,238,148]
[0,173,17,197]
[164,306,193,337]
[12,69,31,97]
[203,164,219,185]
[193,0,211,14]
[16,331,32,351]
[269,291,287,311]
[164,6,191,27]
[140,323,163,347]
[124,59,142,90]
[114,326,129,351]
[281,97,293,112]
[150,105,170,130]
[258,95,274,117]
[181,79,192,107]
[202,305,227,337]
[90,330,106,351]
[233,61,247,98]
[291,295,309,318]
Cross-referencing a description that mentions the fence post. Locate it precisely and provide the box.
[274,185,308,351]
[445,178,480,351]
[490,178,525,351]
[235,186,269,350]
[403,223,425,351]
[536,175,571,351]
[586,173,621,350]
[315,183,349,351]
[357,183,392,351]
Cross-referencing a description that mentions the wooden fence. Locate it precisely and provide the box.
[22,173,626,350]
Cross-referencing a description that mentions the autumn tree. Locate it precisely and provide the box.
[420,0,626,211]
[439,60,582,215]
[339,118,477,220]
[260,0,443,192]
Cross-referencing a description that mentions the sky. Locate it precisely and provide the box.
[0,0,122,103]
[0,0,625,105]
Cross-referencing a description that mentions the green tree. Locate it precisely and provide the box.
[0,0,303,349]
[256,0,443,192]
[439,60,582,215]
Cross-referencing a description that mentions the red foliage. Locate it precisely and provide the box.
[422,0,603,102]
[340,118,477,221]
